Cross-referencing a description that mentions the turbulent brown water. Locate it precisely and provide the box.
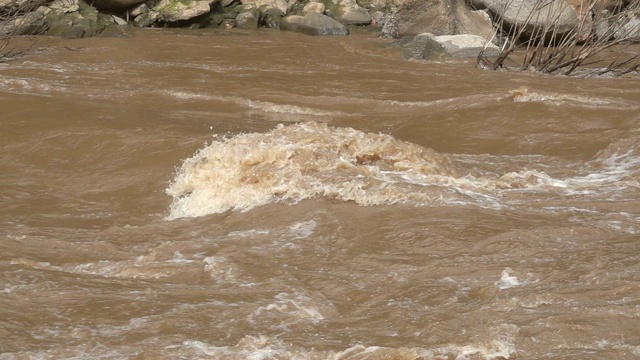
[1,28,640,359]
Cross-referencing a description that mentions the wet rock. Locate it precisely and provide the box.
[133,0,212,26]
[381,0,494,39]
[133,7,159,26]
[398,33,446,60]
[280,12,348,35]
[44,0,114,38]
[99,22,134,36]
[259,8,281,28]
[128,2,149,17]
[471,0,579,41]
[323,0,371,25]
[398,32,500,60]
[154,0,212,22]
[235,6,260,28]
[426,33,501,58]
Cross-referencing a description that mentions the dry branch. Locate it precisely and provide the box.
[476,0,640,77]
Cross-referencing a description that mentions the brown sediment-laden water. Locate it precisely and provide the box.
[1,29,639,359]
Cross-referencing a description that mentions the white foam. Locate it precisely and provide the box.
[508,87,638,109]
[249,292,325,326]
[163,90,340,117]
[495,268,521,290]
[165,122,640,219]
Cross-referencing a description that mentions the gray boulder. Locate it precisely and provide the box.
[615,15,640,41]
[357,0,401,13]
[323,0,371,25]
[280,12,349,35]
[424,33,501,57]
[398,33,446,60]
[235,7,260,28]
[259,8,281,28]
[0,8,48,36]
[381,0,495,39]
[240,0,291,15]
[44,0,116,38]
[0,0,49,15]
[302,1,324,14]
[134,0,211,26]
[472,0,579,40]
[399,32,500,60]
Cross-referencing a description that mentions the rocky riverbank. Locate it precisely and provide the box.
[1,0,639,60]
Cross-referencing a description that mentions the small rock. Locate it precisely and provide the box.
[112,14,128,25]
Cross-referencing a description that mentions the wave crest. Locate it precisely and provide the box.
[166,122,462,219]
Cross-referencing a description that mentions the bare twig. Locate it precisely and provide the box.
[476,0,640,77]
[1,0,46,62]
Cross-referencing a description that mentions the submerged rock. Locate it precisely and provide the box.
[425,33,501,58]
[398,33,446,60]
[398,32,501,60]
[280,12,348,35]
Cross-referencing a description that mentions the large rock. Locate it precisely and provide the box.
[0,7,48,36]
[44,0,116,38]
[234,6,259,28]
[302,1,324,14]
[89,0,146,10]
[398,33,446,60]
[615,15,640,41]
[0,0,50,14]
[134,0,212,25]
[399,32,501,60]
[323,0,371,25]
[280,12,349,35]
[357,0,401,13]
[471,0,579,40]
[154,0,211,21]
[381,0,495,39]
[240,0,292,15]
[425,33,501,57]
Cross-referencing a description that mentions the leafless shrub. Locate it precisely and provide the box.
[477,0,640,77]
[0,0,47,62]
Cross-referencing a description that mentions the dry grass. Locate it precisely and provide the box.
[476,0,640,77]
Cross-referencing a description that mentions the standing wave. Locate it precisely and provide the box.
[166,122,463,219]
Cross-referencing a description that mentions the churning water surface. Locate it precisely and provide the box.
[1,29,639,359]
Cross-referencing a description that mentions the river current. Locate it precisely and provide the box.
[1,28,639,359]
